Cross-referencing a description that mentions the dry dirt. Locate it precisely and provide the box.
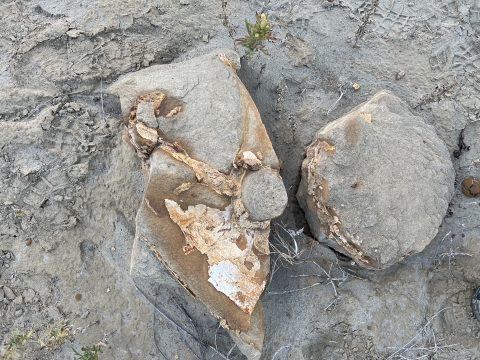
[1,0,480,359]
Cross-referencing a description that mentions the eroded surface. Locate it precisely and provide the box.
[2,0,480,359]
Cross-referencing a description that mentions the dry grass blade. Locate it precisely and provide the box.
[326,84,346,115]
[272,344,292,359]
[386,308,457,360]
[270,223,305,263]
[268,258,364,312]
[433,231,472,270]
[268,222,306,284]
[267,223,365,310]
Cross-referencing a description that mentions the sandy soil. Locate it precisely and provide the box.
[1,0,480,359]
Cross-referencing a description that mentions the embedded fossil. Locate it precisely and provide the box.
[107,49,287,358]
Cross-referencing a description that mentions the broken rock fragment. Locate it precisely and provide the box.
[297,91,455,270]
[107,49,287,358]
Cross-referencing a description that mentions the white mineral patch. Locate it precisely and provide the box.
[165,199,267,314]
[209,260,264,313]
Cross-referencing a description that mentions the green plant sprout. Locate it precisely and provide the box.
[235,12,276,60]
[73,343,105,360]
[37,319,71,350]
[1,320,72,360]
[0,331,33,360]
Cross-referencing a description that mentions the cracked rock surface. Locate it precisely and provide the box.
[297,91,455,269]
[107,49,287,359]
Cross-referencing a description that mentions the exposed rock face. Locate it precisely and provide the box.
[107,49,287,358]
[297,91,455,270]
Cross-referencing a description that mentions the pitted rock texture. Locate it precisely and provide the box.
[297,91,455,270]
[108,49,287,359]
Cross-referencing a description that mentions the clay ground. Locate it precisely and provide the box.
[1,0,480,359]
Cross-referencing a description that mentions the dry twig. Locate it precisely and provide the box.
[134,286,230,360]
[433,231,472,270]
[272,344,292,359]
[267,258,364,310]
[326,84,346,115]
[269,223,306,283]
[386,308,457,360]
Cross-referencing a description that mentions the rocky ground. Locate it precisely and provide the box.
[1,0,480,359]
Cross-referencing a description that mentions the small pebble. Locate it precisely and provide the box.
[396,71,405,80]
[15,309,23,317]
[75,293,82,301]
[26,238,32,246]
[462,177,480,197]
[22,289,35,303]
[352,83,360,90]
[3,286,15,300]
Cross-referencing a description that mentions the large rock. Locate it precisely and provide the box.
[107,49,287,358]
[297,91,455,270]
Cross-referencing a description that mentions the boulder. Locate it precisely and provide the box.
[108,49,287,358]
[297,91,455,270]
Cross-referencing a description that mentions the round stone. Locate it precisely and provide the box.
[241,168,288,221]
[297,91,455,269]
[462,177,480,198]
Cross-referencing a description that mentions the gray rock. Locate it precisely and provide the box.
[107,48,279,173]
[22,288,35,303]
[0,288,4,301]
[136,102,158,128]
[297,91,455,269]
[3,286,15,300]
[108,49,287,359]
[242,168,288,221]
